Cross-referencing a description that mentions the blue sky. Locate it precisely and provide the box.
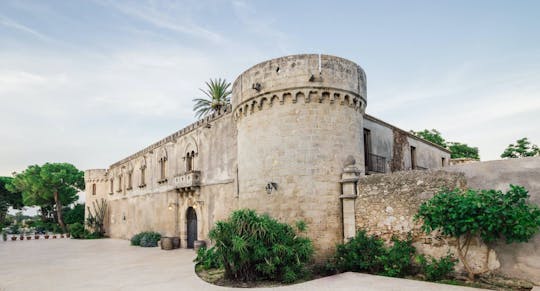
[1,0,539,176]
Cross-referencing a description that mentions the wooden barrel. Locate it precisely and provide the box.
[161,237,173,250]
[193,240,206,251]
[171,236,180,249]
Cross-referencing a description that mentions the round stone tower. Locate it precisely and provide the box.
[232,54,367,257]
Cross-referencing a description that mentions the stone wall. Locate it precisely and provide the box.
[234,54,366,258]
[354,157,540,284]
[444,157,540,284]
[356,170,466,240]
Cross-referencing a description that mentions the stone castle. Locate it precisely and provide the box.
[85,54,451,256]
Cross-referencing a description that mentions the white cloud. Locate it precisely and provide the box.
[96,0,225,44]
[0,15,53,41]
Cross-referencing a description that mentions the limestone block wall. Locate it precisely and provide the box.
[85,108,238,246]
[444,157,540,284]
[354,157,540,284]
[84,169,109,224]
[233,54,366,257]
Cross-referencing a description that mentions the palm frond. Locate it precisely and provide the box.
[192,78,232,119]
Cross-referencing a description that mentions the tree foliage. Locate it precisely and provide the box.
[411,129,480,160]
[192,78,231,119]
[410,129,447,148]
[501,137,540,159]
[415,185,540,279]
[64,203,85,225]
[207,209,313,283]
[0,176,23,228]
[447,142,479,159]
[8,163,84,232]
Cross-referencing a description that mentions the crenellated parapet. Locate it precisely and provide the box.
[233,88,365,120]
[232,54,367,120]
[84,169,108,183]
[109,104,232,169]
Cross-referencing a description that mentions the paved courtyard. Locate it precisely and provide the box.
[0,238,485,291]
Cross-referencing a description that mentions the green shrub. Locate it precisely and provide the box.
[64,204,85,225]
[84,231,103,239]
[194,246,222,269]
[332,231,416,278]
[69,223,85,239]
[380,236,416,277]
[415,185,540,279]
[416,254,456,281]
[333,230,385,273]
[8,224,20,234]
[209,209,313,283]
[130,233,143,246]
[131,231,161,247]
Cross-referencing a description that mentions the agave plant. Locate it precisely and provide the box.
[207,209,313,283]
[192,78,232,119]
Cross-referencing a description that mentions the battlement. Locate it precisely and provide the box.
[109,104,232,169]
[232,54,367,119]
[84,169,108,183]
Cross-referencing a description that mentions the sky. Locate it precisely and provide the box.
[1,0,539,179]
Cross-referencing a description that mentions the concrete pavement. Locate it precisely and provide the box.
[0,238,485,291]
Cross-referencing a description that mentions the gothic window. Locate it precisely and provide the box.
[158,148,168,183]
[186,152,193,172]
[92,183,96,195]
[159,158,167,180]
[109,178,114,194]
[117,175,122,192]
[140,167,146,187]
[139,157,147,188]
[127,171,133,190]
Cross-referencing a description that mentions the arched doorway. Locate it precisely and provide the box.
[186,207,197,248]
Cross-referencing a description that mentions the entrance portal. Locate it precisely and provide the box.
[186,207,197,248]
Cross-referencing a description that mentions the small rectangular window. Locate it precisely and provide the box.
[410,146,417,169]
[92,183,96,195]
[110,179,114,194]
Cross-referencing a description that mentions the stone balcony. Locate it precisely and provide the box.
[172,171,201,192]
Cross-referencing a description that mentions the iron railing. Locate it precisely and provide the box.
[366,153,386,173]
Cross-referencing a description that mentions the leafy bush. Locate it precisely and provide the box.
[64,204,85,225]
[84,231,103,239]
[8,224,20,234]
[333,230,386,273]
[131,231,161,247]
[69,223,85,239]
[130,233,143,246]
[415,185,540,279]
[331,231,416,277]
[194,246,222,269]
[380,236,416,277]
[209,209,313,283]
[416,254,456,281]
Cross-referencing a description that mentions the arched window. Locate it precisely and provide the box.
[186,152,193,172]
[117,175,122,192]
[158,148,168,183]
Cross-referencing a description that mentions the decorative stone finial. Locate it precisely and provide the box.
[344,155,356,167]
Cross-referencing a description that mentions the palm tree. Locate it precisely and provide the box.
[193,78,232,119]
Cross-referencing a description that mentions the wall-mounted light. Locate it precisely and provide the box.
[265,182,278,194]
[168,202,179,210]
